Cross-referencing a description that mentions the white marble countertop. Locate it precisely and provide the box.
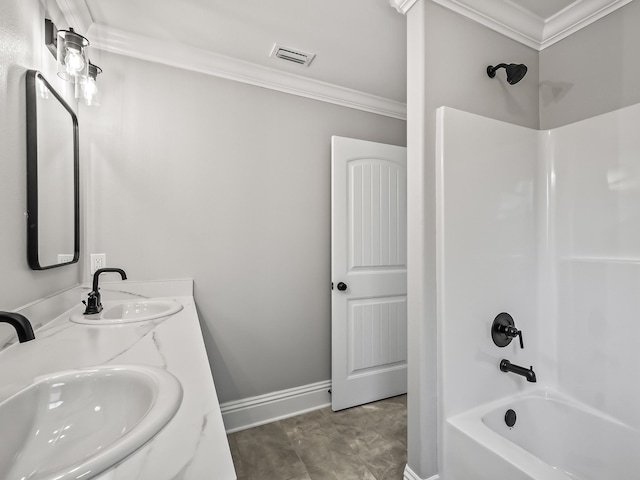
[0,280,237,480]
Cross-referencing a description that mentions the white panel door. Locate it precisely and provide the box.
[331,135,407,411]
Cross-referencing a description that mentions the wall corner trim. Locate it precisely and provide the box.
[220,380,331,433]
[390,0,421,15]
[87,24,407,120]
[404,465,439,480]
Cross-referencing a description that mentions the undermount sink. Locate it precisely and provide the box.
[70,299,183,325]
[0,365,183,480]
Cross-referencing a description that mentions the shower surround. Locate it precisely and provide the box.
[437,105,640,479]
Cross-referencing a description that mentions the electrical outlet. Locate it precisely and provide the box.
[90,253,106,275]
[57,254,74,264]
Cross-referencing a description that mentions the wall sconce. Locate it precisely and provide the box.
[56,28,89,81]
[45,19,103,106]
[45,19,89,81]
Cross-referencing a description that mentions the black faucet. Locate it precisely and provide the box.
[83,268,127,315]
[500,359,537,383]
[0,312,35,343]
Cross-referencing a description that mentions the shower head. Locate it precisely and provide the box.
[487,63,528,85]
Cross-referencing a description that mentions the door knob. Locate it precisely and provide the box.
[337,282,348,291]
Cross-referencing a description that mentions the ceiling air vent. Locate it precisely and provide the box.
[270,43,316,67]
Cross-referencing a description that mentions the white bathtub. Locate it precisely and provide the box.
[444,389,640,480]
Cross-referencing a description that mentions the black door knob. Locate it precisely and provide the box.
[337,282,348,291]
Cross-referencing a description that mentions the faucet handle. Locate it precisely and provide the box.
[83,291,102,315]
[502,325,524,349]
[491,312,524,349]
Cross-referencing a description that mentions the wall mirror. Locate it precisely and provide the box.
[26,70,79,270]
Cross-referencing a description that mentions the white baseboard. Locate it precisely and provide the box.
[220,380,331,433]
[404,465,439,480]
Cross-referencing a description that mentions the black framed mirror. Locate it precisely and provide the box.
[26,70,79,270]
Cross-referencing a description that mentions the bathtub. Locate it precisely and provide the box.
[443,389,640,480]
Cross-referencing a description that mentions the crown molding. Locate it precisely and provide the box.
[432,0,541,49]
[390,0,421,15]
[55,0,93,33]
[432,0,633,50]
[540,0,634,49]
[86,24,406,120]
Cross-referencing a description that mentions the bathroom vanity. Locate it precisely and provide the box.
[0,279,236,480]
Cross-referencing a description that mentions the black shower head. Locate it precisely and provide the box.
[487,63,528,85]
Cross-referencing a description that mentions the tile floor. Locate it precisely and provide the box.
[227,395,407,480]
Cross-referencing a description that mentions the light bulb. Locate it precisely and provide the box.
[83,77,98,104]
[84,77,97,97]
[64,48,85,76]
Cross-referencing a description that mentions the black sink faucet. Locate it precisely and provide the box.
[0,312,35,343]
[500,359,537,383]
[83,268,127,315]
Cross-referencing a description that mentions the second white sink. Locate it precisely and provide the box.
[0,365,183,480]
[71,299,183,325]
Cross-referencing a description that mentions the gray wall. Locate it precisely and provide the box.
[422,6,540,130]
[84,51,406,403]
[405,2,539,477]
[540,1,640,129]
[0,1,82,318]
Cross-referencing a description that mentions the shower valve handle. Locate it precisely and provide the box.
[501,325,524,349]
[491,312,524,349]
[516,329,524,349]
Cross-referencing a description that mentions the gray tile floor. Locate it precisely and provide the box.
[227,395,407,480]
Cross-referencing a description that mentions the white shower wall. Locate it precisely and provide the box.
[437,106,542,480]
[436,107,540,421]
[553,103,640,430]
[438,102,640,468]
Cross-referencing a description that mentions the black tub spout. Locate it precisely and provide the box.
[500,359,537,383]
